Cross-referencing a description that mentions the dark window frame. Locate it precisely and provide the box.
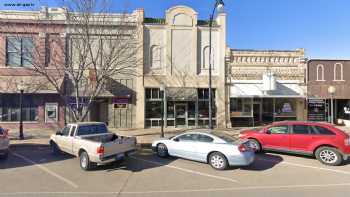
[6,36,34,67]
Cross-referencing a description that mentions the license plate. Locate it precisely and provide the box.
[116,153,125,160]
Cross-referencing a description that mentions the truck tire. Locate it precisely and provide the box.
[315,146,343,166]
[50,142,60,155]
[79,151,95,171]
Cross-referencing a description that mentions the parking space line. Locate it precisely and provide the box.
[257,158,350,175]
[12,152,79,188]
[130,156,238,183]
[2,182,350,196]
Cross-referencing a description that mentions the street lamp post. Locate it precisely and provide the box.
[208,0,224,130]
[17,81,25,140]
[160,83,166,137]
[328,86,336,124]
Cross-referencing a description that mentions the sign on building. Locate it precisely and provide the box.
[308,99,326,121]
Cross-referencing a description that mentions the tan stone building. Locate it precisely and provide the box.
[139,5,228,128]
[227,49,307,127]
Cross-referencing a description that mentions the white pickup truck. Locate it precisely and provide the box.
[0,127,9,159]
[50,122,137,171]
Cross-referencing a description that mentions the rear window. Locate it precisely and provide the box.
[76,124,108,136]
[311,126,335,135]
[212,132,238,143]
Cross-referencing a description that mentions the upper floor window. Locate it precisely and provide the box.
[150,45,162,69]
[6,37,34,67]
[202,46,214,70]
[334,63,344,81]
[316,64,324,81]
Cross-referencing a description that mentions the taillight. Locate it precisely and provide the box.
[97,146,104,154]
[345,138,350,146]
[238,144,249,152]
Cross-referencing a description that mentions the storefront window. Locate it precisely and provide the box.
[0,94,38,122]
[230,98,252,117]
[188,101,196,119]
[145,101,162,118]
[275,98,296,117]
[167,101,175,118]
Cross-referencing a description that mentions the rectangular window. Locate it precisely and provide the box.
[114,104,128,109]
[292,125,310,135]
[198,88,215,100]
[6,37,34,67]
[0,94,38,122]
[145,88,163,100]
[45,103,58,123]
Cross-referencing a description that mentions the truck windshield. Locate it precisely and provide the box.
[76,124,108,136]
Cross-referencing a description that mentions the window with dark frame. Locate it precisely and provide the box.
[0,94,38,122]
[6,37,34,67]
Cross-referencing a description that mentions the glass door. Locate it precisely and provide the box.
[175,103,187,127]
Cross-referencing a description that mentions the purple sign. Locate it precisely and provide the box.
[113,98,129,104]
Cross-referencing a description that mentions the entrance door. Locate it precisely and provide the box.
[253,103,262,123]
[175,104,187,127]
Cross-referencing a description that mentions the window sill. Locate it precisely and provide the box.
[0,121,39,124]
[333,80,345,82]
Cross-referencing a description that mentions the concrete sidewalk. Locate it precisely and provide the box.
[8,126,350,147]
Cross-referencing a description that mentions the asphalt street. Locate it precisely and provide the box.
[1,145,350,197]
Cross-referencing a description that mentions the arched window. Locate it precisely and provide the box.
[334,63,343,81]
[202,46,214,70]
[316,64,324,81]
[150,45,162,69]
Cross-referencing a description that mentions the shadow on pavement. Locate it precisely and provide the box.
[93,149,177,172]
[239,153,283,171]
[0,144,74,170]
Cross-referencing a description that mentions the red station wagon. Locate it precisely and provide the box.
[239,121,350,166]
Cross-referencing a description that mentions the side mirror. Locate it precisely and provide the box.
[173,138,179,142]
[265,130,271,134]
[56,130,62,135]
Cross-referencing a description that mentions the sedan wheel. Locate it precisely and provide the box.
[209,152,228,170]
[315,147,343,166]
[157,143,168,158]
[248,139,261,152]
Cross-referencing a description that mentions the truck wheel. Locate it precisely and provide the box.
[208,152,228,170]
[315,146,343,166]
[79,151,95,171]
[50,142,60,155]
[156,143,169,158]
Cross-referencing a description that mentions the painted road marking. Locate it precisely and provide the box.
[257,157,350,175]
[2,182,350,196]
[12,152,79,188]
[130,156,238,183]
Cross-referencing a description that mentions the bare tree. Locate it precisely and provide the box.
[0,0,142,122]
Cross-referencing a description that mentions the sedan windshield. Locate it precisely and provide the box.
[212,132,238,143]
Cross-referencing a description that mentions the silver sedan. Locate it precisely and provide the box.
[152,130,255,170]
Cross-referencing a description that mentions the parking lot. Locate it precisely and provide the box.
[1,144,350,197]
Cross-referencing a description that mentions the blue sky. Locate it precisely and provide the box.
[1,0,349,59]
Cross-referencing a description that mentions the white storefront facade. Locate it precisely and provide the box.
[227,49,307,127]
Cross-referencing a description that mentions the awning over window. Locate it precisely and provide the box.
[230,82,305,98]
[0,76,64,94]
[166,87,197,101]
